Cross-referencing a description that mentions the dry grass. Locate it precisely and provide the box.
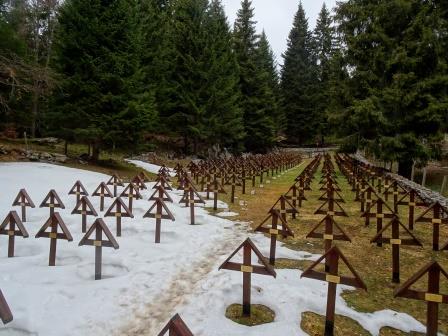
[301,311,370,336]
[217,158,448,335]
[225,304,275,326]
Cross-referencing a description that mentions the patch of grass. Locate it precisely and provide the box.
[225,304,275,326]
[300,311,371,336]
[379,327,425,336]
[274,258,313,270]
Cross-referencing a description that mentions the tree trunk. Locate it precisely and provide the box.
[398,159,413,179]
[92,144,100,161]
[64,140,68,155]
[31,85,39,138]
[183,136,189,155]
[193,137,198,155]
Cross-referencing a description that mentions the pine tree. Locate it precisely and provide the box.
[256,31,284,136]
[138,0,174,127]
[205,0,245,151]
[313,3,335,143]
[280,2,318,145]
[233,0,275,152]
[335,0,448,177]
[50,0,157,160]
[169,0,211,154]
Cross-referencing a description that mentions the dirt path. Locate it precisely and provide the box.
[118,221,248,336]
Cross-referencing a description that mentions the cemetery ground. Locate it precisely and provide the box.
[0,154,446,335]
[220,158,448,336]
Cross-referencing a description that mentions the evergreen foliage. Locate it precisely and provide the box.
[233,0,275,152]
[50,0,157,159]
[280,2,318,145]
[333,0,448,177]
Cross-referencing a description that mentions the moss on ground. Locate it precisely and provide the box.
[225,304,275,326]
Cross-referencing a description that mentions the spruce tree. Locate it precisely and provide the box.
[169,0,211,153]
[256,31,284,137]
[233,0,275,152]
[205,0,245,151]
[138,0,175,126]
[335,0,448,177]
[280,2,318,145]
[50,0,156,160]
[313,3,334,143]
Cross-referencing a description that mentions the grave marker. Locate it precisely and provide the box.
[255,209,294,265]
[92,182,113,211]
[0,290,13,324]
[35,212,73,266]
[414,201,448,251]
[301,246,367,336]
[0,210,29,257]
[106,174,124,197]
[12,188,35,222]
[68,180,89,204]
[79,218,119,280]
[157,313,194,336]
[40,189,65,216]
[143,198,175,243]
[120,182,142,213]
[394,261,448,336]
[104,197,134,236]
[179,185,205,225]
[71,196,98,233]
[219,238,276,316]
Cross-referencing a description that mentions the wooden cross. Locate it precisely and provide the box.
[396,189,427,230]
[219,238,276,316]
[179,185,205,225]
[106,174,124,197]
[149,185,173,203]
[255,209,294,265]
[394,261,448,336]
[269,195,298,237]
[284,183,304,217]
[314,190,348,218]
[35,212,73,266]
[301,246,367,336]
[71,196,98,233]
[306,214,351,271]
[358,184,379,213]
[414,201,448,251]
[92,182,113,211]
[0,289,13,325]
[383,180,406,210]
[371,216,422,283]
[0,211,29,257]
[154,174,173,191]
[158,165,171,178]
[143,198,175,243]
[79,218,119,280]
[132,175,147,191]
[361,197,395,246]
[224,172,242,204]
[40,189,65,216]
[104,197,134,236]
[12,188,35,222]
[120,182,142,213]
[157,313,194,336]
[138,170,151,182]
[205,175,226,210]
[318,185,345,203]
[68,180,89,204]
